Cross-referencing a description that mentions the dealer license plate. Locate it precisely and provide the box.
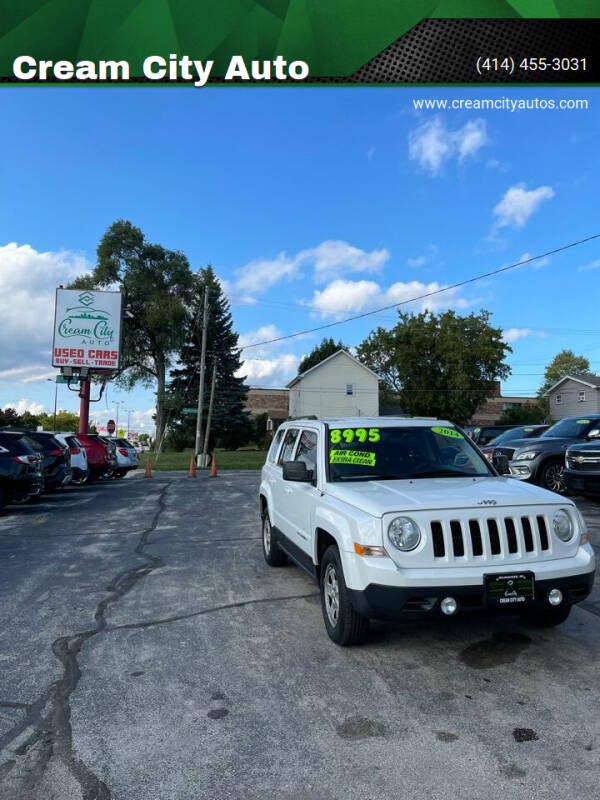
[484,572,534,607]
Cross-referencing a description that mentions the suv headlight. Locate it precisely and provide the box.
[552,509,574,542]
[515,451,540,461]
[388,517,421,551]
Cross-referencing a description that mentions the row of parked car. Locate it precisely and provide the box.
[0,429,139,509]
[466,414,600,496]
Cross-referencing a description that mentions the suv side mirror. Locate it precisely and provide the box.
[493,454,510,475]
[587,428,600,440]
[282,461,312,482]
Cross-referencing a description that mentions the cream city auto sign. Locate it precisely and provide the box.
[52,289,122,370]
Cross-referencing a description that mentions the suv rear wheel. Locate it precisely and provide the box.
[261,511,287,567]
[320,545,369,646]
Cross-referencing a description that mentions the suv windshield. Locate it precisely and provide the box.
[327,424,492,481]
[541,417,598,439]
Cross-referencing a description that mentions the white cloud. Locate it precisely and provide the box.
[237,325,283,359]
[406,244,439,269]
[578,258,600,272]
[0,242,92,377]
[2,399,47,415]
[229,240,389,298]
[308,278,468,319]
[503,328,547,343]
[233,253,299,295]
[518,252,549,270]
[236,354,300,387]
[493,183,554,229]
[408,118,488,175]
[298,240,389,284]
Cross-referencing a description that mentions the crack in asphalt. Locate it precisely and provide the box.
[0,481,172,800]
[107,591,320,633]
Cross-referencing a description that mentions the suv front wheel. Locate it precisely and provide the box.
[320,545,369,646]
[261,510,287,567]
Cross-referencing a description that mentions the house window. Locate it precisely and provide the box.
[579,391,586,402]
[345,383,354,396]
[556,394,562,405]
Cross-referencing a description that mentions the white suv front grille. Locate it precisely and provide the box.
[385,506,580,568]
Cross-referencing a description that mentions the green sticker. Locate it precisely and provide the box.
[330,427,380,444]
[576,419,590,424]
[330,449,376,467]
[431,426,463,439]
[524,427,534,432]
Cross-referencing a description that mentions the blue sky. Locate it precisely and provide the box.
[1,87,598,433]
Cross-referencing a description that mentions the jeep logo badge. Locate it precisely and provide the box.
[477,499,497,505]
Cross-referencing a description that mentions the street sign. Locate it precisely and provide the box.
[183,408,198,414]
[117,428,125,438]
[107,419,116,434]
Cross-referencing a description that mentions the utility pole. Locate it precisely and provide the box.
[114,400,124,436]
[202,360,217,469]
[194,289,209,466]
[126,409,133,439]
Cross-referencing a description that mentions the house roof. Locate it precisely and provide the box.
[286,349,380,388]
[543,373,600,396]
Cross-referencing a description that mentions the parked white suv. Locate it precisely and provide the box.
[259,417,595,646]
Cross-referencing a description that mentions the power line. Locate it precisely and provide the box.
[238,233,600,352]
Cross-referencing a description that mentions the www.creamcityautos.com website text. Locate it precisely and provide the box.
[413,96,589,112]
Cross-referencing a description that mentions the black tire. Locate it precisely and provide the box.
[539,460,567,494]
[520,604,571,627]
[261,511,287,567]
[320,545,369,646]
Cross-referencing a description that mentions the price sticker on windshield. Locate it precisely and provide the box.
[576,419,590,424]
[431,426,463,439]
[330,450,376,466]
[330,427,380,444]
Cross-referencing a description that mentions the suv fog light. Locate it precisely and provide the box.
[441,597,458,615]
[548,589,563,606]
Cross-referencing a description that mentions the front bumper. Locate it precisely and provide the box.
[348,570,595,620]
[508,459,539,481]
[565,469,600,495]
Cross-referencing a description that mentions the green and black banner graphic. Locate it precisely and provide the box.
[1,1,600,84]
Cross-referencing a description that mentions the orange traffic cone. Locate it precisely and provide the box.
[209,454,218,478]
[189,452,196,478]
[144,455,152,478]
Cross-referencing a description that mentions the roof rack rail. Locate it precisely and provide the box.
[287,415,318,421]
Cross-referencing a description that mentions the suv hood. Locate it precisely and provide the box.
[502,436,575,455]
[325,476,566,518]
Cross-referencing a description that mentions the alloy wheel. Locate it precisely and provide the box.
[545,463,566,493]
[263,515,271,553]
[324,563,340,627]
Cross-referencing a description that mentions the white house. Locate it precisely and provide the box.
[287,350,379,419]
[543,373,600,421]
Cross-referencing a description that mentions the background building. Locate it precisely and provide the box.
[543,374,600,421]
[287,350,379,419]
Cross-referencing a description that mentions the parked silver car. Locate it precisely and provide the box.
[112,437,139,478]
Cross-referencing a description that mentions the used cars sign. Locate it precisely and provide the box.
[52,289,122,371]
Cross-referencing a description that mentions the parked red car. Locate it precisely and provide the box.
[76,433,110,481]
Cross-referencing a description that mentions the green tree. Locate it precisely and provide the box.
[298,337,348,374]
[497,405,548,425]
[70,220,194,451]
[167,266,250,451]
[357,310,511,425]
[38,410,80,431]
[539,349,591,396]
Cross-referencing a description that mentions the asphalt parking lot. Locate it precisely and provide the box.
[1,473,599,800]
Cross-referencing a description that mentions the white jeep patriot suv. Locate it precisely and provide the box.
[259,417,595,646]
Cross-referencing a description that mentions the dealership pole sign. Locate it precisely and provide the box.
[52,289,122,371]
